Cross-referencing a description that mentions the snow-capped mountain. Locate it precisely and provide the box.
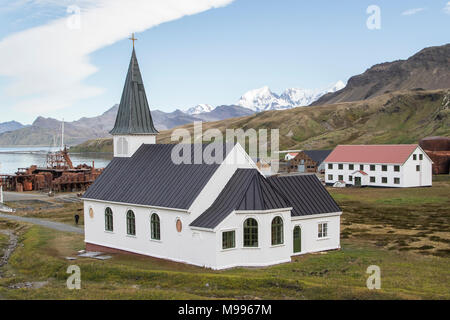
[186,104,215,115]
[184,81,346,115]
[236,81,346,112]
[236,86,291,112]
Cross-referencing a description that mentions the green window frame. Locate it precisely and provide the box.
[150,213,160,240]
[349,164,354,170]
[413,154,417,160]
[222,231,235,249]
[127,210,136,236]
[271,217,284,246]
[328,174,333,180]
[419,154,423,160]
[105,207,113,231]
[243,218,258,247]
[338,175,343,181]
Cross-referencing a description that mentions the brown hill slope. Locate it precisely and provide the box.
[71,89,450,153]
[312,44,450,106]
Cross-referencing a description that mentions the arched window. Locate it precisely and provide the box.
[117,137,129,155]
[271,216,284,245]
[105,207,113,231]
[127,210,136,235]
[243,218,258,247]
[151,213,160,240]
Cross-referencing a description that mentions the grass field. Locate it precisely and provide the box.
[329,176,450,258]
[0,176,449,300]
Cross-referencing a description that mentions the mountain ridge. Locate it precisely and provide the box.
[0,104,254,146]
[71,89,450,153]
[0,121,25,134]
[312,43,450,105]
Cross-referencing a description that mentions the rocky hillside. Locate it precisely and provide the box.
[71,89,450,153]
[312,44,450,106]
[0,121,24,134]
[0,106,119,147]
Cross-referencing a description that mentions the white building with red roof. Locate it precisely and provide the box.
[285,152,299,161]
[324,145,432,188]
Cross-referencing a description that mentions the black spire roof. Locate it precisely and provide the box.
[110,48,158,135]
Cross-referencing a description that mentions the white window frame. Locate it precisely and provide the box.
[221,229,237,251]
[318,222,329,239]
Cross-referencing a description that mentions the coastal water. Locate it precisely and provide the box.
[0,147,112,175]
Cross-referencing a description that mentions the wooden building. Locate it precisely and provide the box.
[288,150,332,173]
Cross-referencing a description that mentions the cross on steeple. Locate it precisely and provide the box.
[129,33,137,48]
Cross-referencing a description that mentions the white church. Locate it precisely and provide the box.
[82,47,342,270]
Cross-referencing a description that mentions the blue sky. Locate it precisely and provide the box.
[0,0,449,124]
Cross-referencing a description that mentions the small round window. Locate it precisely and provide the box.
[176,219,182,233]
[89,207,94,219]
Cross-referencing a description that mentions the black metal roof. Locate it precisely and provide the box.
[268,174,341,216]
[190,169,290,229]
[83,143,234,209]
[110,49,158,135]
[303,150,332,165]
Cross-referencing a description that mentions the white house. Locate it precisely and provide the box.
[284,152,299,161]
[82,47,342,270]
[324,145,433,188]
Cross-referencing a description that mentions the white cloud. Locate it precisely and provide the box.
[401,8,424,16]
[0,0,234,114]
[444,2,450,14]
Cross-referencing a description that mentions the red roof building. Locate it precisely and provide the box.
[324,144,419,164]
[324,144,432,188]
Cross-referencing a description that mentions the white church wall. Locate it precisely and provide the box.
[290,213,341,255]
[83,200,217,268]
[212,209,293,269]
[187,143,257,222]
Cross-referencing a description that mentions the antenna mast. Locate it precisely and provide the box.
[61,118,64,150]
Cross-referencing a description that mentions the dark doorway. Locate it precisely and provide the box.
[293,226,301,253]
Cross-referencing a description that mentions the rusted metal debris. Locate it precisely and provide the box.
[420,136,450,175]
[0,147,103,193]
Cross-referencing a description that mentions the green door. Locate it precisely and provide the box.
[355,177,361,186]
[293,226,301,253]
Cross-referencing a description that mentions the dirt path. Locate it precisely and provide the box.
[0,213,84,234]
[0,229,18,277]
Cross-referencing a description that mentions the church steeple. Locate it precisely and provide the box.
[110,47,158,135]
[111,36,158,158]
